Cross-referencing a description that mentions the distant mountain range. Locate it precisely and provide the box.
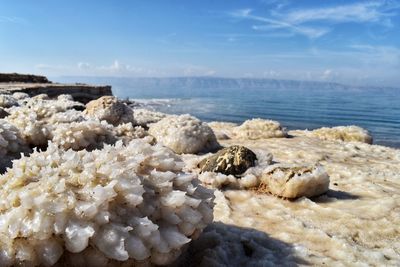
[53,76,398,91]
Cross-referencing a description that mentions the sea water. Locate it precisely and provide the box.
[55,77,400,148]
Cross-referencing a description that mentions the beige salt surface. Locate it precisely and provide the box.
[180,135,400,266]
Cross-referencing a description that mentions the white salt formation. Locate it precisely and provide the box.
[149,114,220,154]
[0,120,30,171]
[12,92,30,100]
[258,164,330,198]
[233,118,287,139]
[0,140,214,266]
[5,106,50,146]
[207,121,238,140]
[113,123,151,144]
[197,149,274,190]
[84,96,134,126]
[51,120,117,151]
[133,108,168,127]
[0,94,18,108]
[295,125,373,144]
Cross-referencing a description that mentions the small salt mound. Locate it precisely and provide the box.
[12,92,30,100]
[0,140,214,266]
[133,108,168,127]
[113,122,152,144]
[258,164,330,198]
[302,126,373,144]
[0,95,18,108]
[84,96,134,126]
[233,118,287,140]
[51,120,117,151]
[0,120,30,171]
[57,94,74,101]
[149,114,220,154]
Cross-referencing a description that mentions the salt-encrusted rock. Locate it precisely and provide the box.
[0,94,18,108]
[133,108,168,127]
[84,96,134,126]
[0,120,30,171]
[257,164,330,198]
[198,145,257,176]
[233,118,287,140]
[51,120,117,151]
[0,108,9,119]
[0,140,214,266]
[300,126,373,144]
[197,149,273,189]
[149,114,220,154]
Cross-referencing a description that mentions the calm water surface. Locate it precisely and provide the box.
[111,86,400,148]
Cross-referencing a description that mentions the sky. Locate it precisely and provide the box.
[1,0,400,86]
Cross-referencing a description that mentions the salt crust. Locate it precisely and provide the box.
[0,120,30,171]
[0,140,214,266]
[295,125,373,144]
[233,118,288,140]
[149,114,220,154]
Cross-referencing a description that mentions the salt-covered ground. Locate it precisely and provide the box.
[0,92,399,266]
[180,133,400,266]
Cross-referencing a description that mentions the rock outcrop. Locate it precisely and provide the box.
[0,73,49,83]
[0,73,112,103]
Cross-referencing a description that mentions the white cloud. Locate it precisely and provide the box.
[230,1,400,39]
[183,65,216,76]
[283,1,399,25]
[231,8,330,38]
[0,16,25,24]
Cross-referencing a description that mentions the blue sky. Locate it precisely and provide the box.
[1,0,400,86]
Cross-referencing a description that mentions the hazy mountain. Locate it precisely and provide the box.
[53,76,398,92]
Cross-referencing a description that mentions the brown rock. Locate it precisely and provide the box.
[198,145,257,176]
[0,108,9,118]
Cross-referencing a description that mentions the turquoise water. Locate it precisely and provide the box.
[55,77,400,148]
[114,87,400,148]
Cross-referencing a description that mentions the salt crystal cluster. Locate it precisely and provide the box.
[0,140,214,266]
[50,120,117,151]
[303,126,373,144]
[113,123,151,144]
[233,118,287,140]
[5,106,50,146]
[84,96,134,126]
[0,120,30,171]
[149,114,220,154]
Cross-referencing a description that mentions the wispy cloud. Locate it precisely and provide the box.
[230,1,400,38]
[231,8,329,38]
[0,16,26,24]
[282,1,399,25]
